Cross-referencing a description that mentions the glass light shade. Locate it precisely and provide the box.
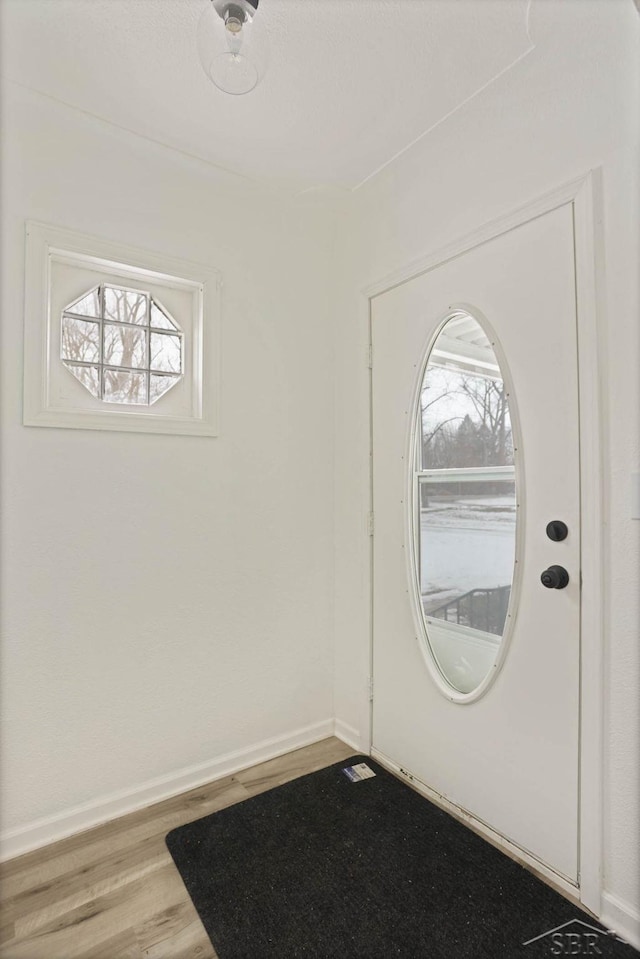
[197,2,269,95]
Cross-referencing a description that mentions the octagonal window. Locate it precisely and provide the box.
[61,285,183,405]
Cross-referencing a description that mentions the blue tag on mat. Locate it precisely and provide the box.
[342,763,376,782]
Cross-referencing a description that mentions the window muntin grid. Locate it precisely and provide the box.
[61,285,183,405]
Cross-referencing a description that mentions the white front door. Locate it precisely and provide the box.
[371,202,581,884]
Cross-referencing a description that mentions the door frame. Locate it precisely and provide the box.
[363,172,603,916]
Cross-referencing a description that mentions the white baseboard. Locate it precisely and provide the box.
[601,892,640,950]
[333,719,363,752]
[0,718,334,862]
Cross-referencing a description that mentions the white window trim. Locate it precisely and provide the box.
[417,465,515,484]
[23,221,221,436]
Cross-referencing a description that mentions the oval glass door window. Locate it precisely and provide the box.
[412,311,519,696]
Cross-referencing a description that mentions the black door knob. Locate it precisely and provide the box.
[546,520,568,542]
[540,565,570,589]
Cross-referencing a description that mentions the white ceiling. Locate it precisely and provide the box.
[0,0,533,193]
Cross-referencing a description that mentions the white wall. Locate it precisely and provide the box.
[333,0,639,936]
[0,83,337,853]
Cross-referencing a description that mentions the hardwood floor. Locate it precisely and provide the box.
[0,738,355,958]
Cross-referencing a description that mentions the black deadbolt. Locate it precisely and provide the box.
[540,565,570,589]
[546,520,568,542]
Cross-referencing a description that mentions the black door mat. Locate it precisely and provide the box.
[166,755,637,958]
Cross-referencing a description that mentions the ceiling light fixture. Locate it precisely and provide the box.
[197,0,269,96]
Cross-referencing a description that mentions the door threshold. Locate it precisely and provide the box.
[371,747,591,916]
